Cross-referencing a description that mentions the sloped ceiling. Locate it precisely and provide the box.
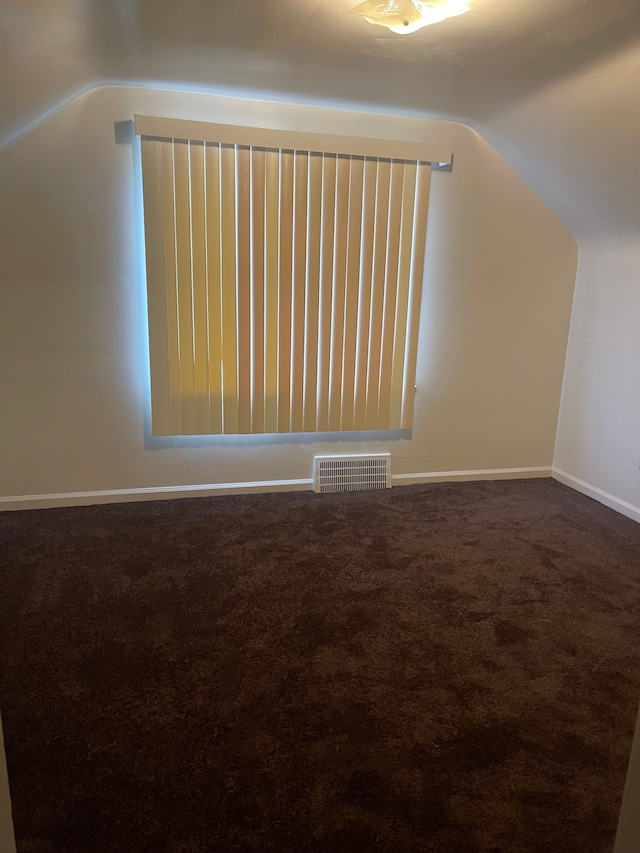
[1,0,640,234]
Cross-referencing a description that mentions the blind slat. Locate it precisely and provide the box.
[353,157,377,431]
[402,163,432,429]
[220,143,239,433]
[316,153,337,433]
[327,154,350,433]
[277,151,294,432]
[303,152,323,431]
[291,151,308,433]
[189,141,211,434]
[204,143,223,434]
[160,141,183,436]
[390,161,417,428]
[236,145,253,434]
[263,149,280,433]
[141,140,172,435]
[173,140,197,434]
[365,158,391,429]
[341,155,364,431]
[250,147,266,434]
[377,159,404,430]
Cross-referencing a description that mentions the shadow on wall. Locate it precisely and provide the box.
[143,429,411,451]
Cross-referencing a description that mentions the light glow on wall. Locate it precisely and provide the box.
[348,0,471,34]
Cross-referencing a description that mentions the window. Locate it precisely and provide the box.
[135,115,448,436]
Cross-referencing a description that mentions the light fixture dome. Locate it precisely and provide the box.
[348,0,471,34]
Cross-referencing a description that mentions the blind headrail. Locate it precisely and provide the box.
[133,114,452,165]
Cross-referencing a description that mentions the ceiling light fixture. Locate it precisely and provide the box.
[348,0,471,34]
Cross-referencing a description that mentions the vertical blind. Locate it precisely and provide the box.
[136,116,446,436]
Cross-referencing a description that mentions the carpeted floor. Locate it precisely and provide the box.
[1,478,640,852]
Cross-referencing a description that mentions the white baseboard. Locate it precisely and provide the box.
[551,468,640,524]
[3,467,637,527]
[0,466,552,511]
[0,479,314,511]
[392,466,551,484]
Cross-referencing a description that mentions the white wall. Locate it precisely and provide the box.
[0,0,97,150]
[554,240,640,520]
[0,720,16,853]
[615,699,640,853]
[0,86,576,507]
[480,42,640,521]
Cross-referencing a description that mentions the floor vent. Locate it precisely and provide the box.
[313,454,391,494]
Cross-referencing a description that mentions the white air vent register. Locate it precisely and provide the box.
[313,454,391,494]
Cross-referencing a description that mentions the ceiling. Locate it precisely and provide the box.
[1,0,639,142]
[1,0,640,234]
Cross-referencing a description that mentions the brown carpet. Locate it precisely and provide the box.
[1,478,640,853]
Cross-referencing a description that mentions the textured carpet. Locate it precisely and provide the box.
[1,478,640,853]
